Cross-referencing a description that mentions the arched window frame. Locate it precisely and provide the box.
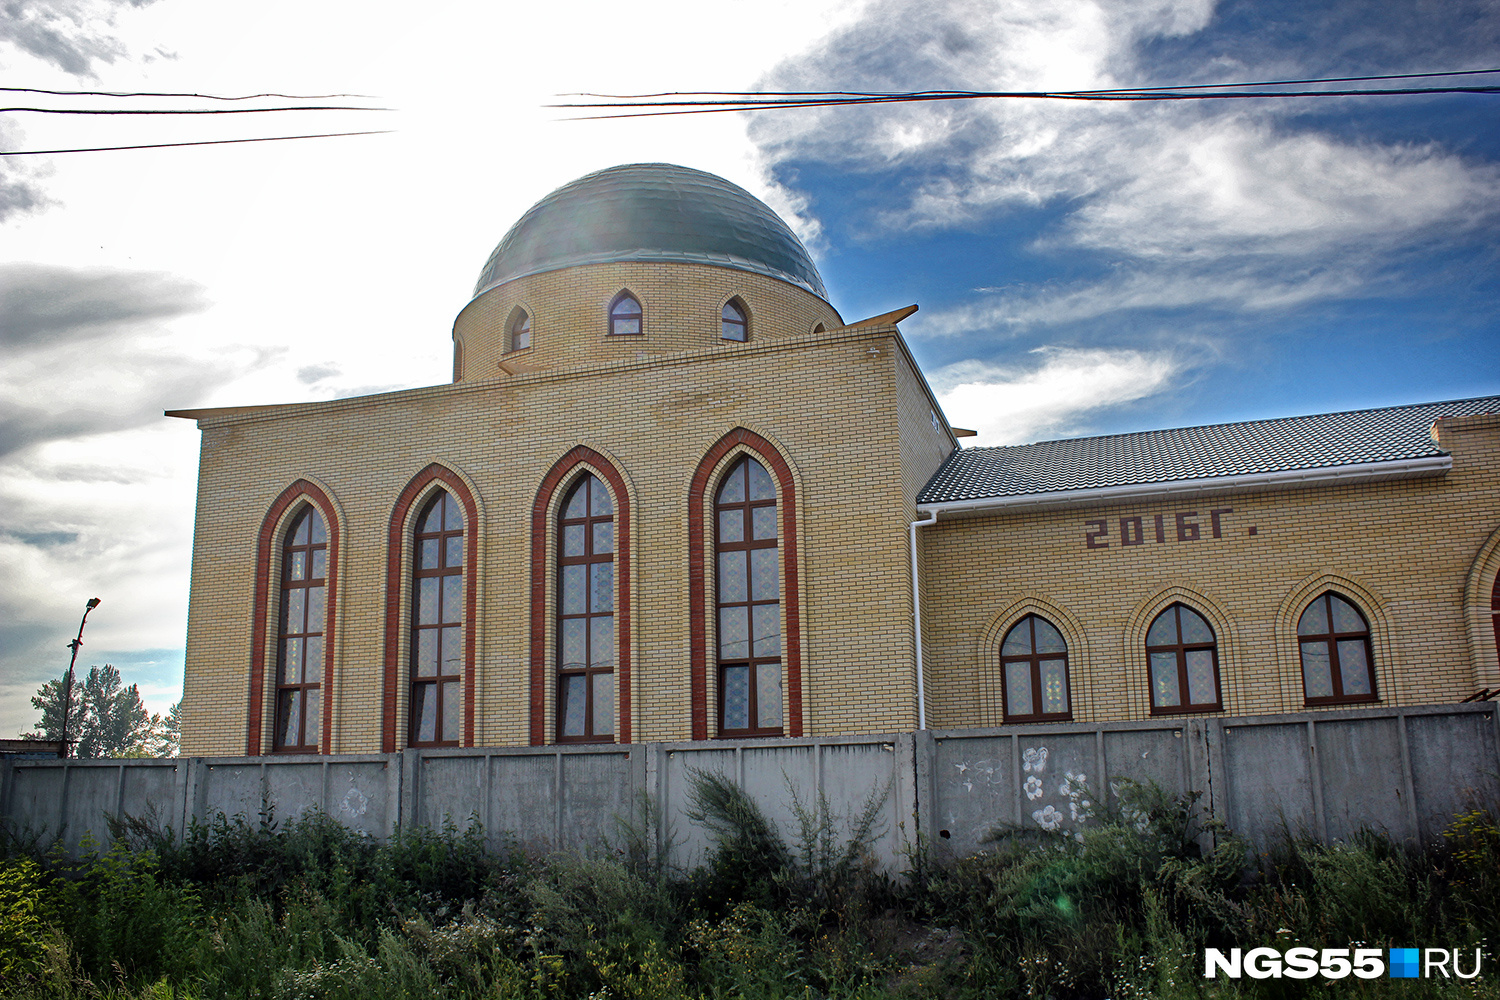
[1297,591,1378,706]
[407,491,466,746]
[382,465,480,753]
[1145,602,1223,715]
[507,306,533,352]
[608,291,643,337]
[689,429,804,740]
[720,297,749,342]
[712,456,783,737]
[555,473,617,743]
[249,479,340,756]
[998,614,1072,723]
[529,448,632,746]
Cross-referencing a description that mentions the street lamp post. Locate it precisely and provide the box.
[60,598,101,759]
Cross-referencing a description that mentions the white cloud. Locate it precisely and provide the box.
[934,346,1180,445]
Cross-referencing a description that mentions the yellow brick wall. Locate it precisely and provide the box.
[179,317,927,755]
[920,416,1500,729]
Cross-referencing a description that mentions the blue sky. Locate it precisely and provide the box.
[0,0,1496,735]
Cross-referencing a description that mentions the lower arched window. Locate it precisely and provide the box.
[557,473,614,742]
[410,490,464,746]
[1146,603,1221,714]
[1297,592,1377,705]
[715,456,782,737]
[275,505,326,752]
[999,614,1071,722]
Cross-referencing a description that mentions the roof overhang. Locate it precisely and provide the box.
[916,455,1452,520]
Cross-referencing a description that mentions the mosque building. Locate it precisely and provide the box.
[170,163,1500,757]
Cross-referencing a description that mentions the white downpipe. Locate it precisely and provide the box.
[910,511,938,730]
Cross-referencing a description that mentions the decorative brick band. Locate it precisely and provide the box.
[529,448,633,746]
[688,429,803,740]
[381,465,481,753]
[249,480,339,756]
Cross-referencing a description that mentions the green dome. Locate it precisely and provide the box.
[473,163,827,300]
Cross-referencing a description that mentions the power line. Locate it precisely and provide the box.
[0,130,393,156]
[0,86,377,101]
[2,104,386,115]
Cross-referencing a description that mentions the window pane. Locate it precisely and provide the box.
[560,618,587,669]
[590,483,613,517]
[415,629,439,677]
[751,506,776,540]
[304,637,323,683]
[419,502,441,533]
[1301,641,1333,698]
[443,497,463,532]
[563,524,585,557]
[756,667,782,729]
[722,320,746,341]
[591,617,614,668]
[718,509,743,543]
[561,564,587,614]
[1001,621,1032,655]
[1185,650,1216,705]
[1005,661,1034,717]
[718,551,747,602]
[1040,658,1068,715]
[719,606,749,659]
[612,296,639,316]
[753,604,780,658]
[722,301,744,322]
[443,574,463,622]
[1337,640,1372,695]
[514,327,531,350]
[281,637,303,684]
[1146,610,1178,646]
[560,676,586,737]
[593,522,613,555]
[1180,607,1214,644]
[413,683,437,743]
[612,317,640,335]
[305,692,321,746]
[440,626,462,677]
[278,690,301,748]
[746,460,775,501]
[1033,619,1066,654]
[1330,595,1365,634]
[306,586,325,633]
[1298,597,1328,636]
[445,536,463,567]
[310,549,326,579]
[718,464,745,504]
[590,563,613,613]
[308,510,327,544]
[292,511,311,545]
[442,681,460,742]
[289,551,306,581]
[1150,652,1180,707]
[592,673,614,736]
[284,588,306,633]
[722,666,749,729]
[418,577,440,624]
[750,549,778,601]
[564,483,588,519]
[418,539,439,569]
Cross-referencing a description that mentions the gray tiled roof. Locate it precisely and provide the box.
[917,395,1500,505]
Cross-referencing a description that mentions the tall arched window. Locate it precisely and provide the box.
[558,473,614,742]
[999,614,1071,722]
[715,456,783,737]
[276,506,326,752]
[410,490,464,746]
[721,299,748,341]
[1145,603,1221,714]
[1297,592,1377,705]
[510,309,532,351]
[609,292,642,336]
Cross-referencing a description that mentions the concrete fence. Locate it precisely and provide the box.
[2,703,1496,866]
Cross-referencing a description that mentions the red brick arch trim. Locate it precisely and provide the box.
[530,448,633,746]
[689,429,803,740]
[381,465,481,753]
[249,479,340,756]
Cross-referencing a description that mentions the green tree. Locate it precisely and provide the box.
[23,665,153,757]
[25,674,70,741]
